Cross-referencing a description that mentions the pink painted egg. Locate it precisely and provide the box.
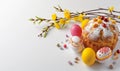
[70,24,82,37]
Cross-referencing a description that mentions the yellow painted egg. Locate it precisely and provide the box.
[81,48,96,66]
[81,19,89,29]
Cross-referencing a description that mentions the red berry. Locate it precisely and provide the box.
[102,23,107,28]
[117,49,120,54]
[104,18,109,22]
[101,16,105,20]
[64,44,67,48]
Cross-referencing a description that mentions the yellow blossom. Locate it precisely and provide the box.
[79,14,85,18]
[64,9,71,19]
[79,17,83,22]
[59,19,65,24]
[78,14,85,22]
[118,16,120,19]
[73,16,79,21]
[108,6,114,12]
[52,13,57,20]
[81,19,89,29]
[65,20,70,24]
[54,22,60,29]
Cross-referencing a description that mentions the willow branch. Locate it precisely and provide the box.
[38,23,54,38]
[30,6,120,38]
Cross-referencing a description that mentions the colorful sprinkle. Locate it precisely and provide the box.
[57,43,61,47]
[68,61,73,66]
[65,39,69,42]
[101,16,105,20]
[60,47,64,50]
[109,64,113,69]
[102,23,107,28]
[104,18,109,22]
[97,19,102,24]
[64,44,67,48]
[74,61,79,63]
[93,23,99,28]
[112,61,116,65]
[111,20,116,24]
[66,34,69,38]
[114,51,118,55]
[113,54,118,60]
[75,57,80,61]
[97,16,101,19]
[93,18,98,22]
[117,49,120,54]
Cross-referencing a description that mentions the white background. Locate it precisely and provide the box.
[0,0,120,71]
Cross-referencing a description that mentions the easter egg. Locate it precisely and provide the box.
[81,48,96,66]
[71,36,80,43]
[96,47,112,63]
[70,24,82,37]
[81,19,89,29]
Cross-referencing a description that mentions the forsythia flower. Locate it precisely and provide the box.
[78,14,85,22]
[118,16,120,19]
[108,6,114,12]
[59,19,65,24]
[52,13,57,20]
[54,22,60,29]
[73,16,79,21]
[65,20,70,24]
[64,9,71,19]
[81,19,89,29]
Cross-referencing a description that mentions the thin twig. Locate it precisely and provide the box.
[30,6,120,38]
[38,23,54,38]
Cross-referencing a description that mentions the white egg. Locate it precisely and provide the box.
[71,36,80,43]
[96,47,112,63]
